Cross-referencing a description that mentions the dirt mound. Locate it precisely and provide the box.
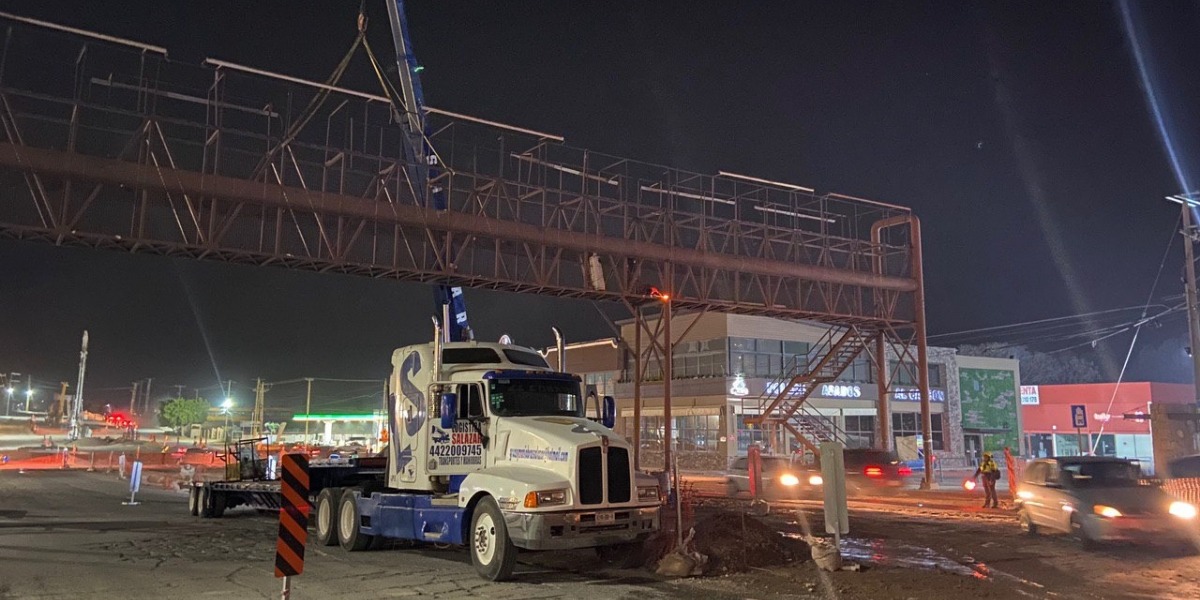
[689,510,809,574]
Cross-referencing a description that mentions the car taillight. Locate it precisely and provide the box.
[898,466,912,476]
[864,466,883,477]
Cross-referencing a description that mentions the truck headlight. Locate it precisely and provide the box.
[779,474,800,487]
[1093,504,1122,518]
[638,486,660,502]
[808,475,824,486]
[1170,501,1197,519]
[524,489,568,508]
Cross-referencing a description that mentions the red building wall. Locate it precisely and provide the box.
[1022,382,1193,434]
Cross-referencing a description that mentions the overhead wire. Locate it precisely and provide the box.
[1089,214,1179,453]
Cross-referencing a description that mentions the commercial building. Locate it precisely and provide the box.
[548,312,1021,470]
[1020,382,1194,472]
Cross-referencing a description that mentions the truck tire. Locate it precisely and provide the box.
[210,491,226,518]
[469,497,517,581]
[198,487,214,518]
[338,490,373,552]
[315,488,340,547]
[187,486,200,516]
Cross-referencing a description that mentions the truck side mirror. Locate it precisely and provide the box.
[602,395,616,429]
[440,393,457,429]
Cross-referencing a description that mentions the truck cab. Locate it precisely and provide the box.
[322,335,660,580]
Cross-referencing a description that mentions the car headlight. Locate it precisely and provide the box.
[808,474,823,486]
[779,474,800,486]
[1093,504,1122,518]
[1170,501,1197,519]
[524,489,568,508]
[637,486,660,502]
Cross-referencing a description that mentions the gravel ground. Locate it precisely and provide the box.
[2,470,1197,599]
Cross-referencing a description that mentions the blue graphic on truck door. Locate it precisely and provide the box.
[396,350,426,481]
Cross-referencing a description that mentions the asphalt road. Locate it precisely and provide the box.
[0,471,714,600]
[4,470,1199,599]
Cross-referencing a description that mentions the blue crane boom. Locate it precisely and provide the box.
[385,0,471,341]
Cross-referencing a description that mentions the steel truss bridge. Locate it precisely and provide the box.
[0,13,935,479]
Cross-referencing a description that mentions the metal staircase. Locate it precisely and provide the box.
[748,325,877,456]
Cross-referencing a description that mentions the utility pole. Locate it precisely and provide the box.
[24,373,32,412]
[251,378,265,438]
[1180,203,1200,402]
[174,384,184,398]
[129,381,140,416]
[68,331,88,441]
[304,378,314,445]
[142,378,153,416]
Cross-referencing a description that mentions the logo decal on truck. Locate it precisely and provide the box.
[399,351,426,437]
[430,423,483,467]
[509,448,569,462]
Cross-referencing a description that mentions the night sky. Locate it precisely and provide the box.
[2,1,1199,410]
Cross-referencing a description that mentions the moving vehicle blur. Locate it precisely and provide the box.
[726,455,822,499]
[841,448,912,493]
[1015,456,1199,547]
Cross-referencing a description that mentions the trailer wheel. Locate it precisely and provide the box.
[187,486,200,516]
[338,491,372,551]
[469,496,517,581]
[315,488,340,547]
[198,487,214,518]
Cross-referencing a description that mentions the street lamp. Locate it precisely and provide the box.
[222,397,234,441]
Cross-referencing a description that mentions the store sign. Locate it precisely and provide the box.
[1020,385,1040,405]
[729,374,749,397]
[820,384,862,398]
[765,381,863,399]
[1094,412,1111,423]
[892,387,946,403]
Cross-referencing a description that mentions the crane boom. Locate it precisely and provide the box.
[385,0,471,341]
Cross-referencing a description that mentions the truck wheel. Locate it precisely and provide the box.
[315,488,340,547]
[338,490,373,551]
[210,491,226,518]
[187,486,200,516]
[469,497,517,581]
[198,487,214,518]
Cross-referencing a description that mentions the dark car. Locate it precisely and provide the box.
[841,448,912,493]
[726,455,823,499]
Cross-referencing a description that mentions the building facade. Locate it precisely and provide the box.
[551,313,1021,470]
[1020,382,1194,473]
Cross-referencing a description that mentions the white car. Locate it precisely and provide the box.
[1016,456,1199,547]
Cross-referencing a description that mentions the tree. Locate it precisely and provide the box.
[159,397,212,430]
[958,343,1102,385]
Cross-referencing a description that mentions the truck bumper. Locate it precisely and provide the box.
[505,506,660,551]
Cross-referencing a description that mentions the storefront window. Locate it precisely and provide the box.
[1054,434,1081,457]
[617,415,720,452]
[843,415,875,448]
[891,412,943,450]
[1026,433,1054,458]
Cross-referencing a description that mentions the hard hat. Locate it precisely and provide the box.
[982,452,993,458]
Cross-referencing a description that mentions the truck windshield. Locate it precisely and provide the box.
[488,379,583,417]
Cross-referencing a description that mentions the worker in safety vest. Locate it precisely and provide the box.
[974,452,1001,508]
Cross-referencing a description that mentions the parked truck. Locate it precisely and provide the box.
[188,320,661,580]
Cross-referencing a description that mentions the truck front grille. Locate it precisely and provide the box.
[607,447,631,503]
[579,447,603,505]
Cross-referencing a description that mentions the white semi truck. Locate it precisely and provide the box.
[190,321,661,580]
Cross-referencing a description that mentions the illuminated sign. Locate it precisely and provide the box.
[820,384,862,399]
[1020,385,1040,406]
[892,387,946,403]
[729,374,749,397]
[763,381,862,399]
